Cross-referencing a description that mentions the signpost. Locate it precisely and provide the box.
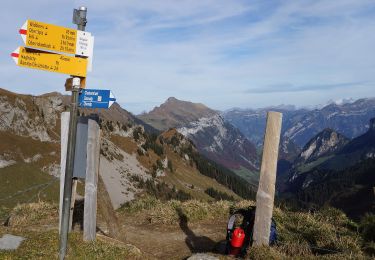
[12,6,113,259]
[58,7,88,260]
[19,19,94,57]
[79,89,116,108]
[11,47,87,77]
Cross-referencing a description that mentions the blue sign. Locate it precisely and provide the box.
[79,89,116,109]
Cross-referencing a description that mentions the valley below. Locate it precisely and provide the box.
[1,88,374,259]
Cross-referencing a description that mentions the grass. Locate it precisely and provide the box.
[0,162,86,224]
[0,229,141,259]
[0,131,59,168]
[120,196,254,225]
[272,206,364,258]
[0,198,371,259]
[233,166,259,187]
[297,155,333,173]
[161,146,240,201]
[5,202,58,227]
[121,196,368,258]
[110,135,138,155]
[0,202,142,260]
[0,163,59,220]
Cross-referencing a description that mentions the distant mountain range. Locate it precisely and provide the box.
[139,96,375,188]
[138,97,260,186]
[2,87,374,219]
[223,98,375,149]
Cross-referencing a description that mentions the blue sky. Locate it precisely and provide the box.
[1,0,375,114]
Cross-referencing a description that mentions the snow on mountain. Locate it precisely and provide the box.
[224,97,375,150]
[138,97,260,185]
[178,114,228,152]
[178,114,259,173]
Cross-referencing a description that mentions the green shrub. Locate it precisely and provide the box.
[359,213,375,242]
[205,187,235,201]
[133,127,143,141]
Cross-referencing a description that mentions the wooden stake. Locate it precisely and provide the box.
[69,179,78,232]
[83,118,101,241]
[59,112,70,234]
[97,174,123,240]
[253,111,282,246]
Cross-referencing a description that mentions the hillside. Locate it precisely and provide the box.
[287,158,375,220]
[99,124,248,208]
[138,97,260,186]
[1,88,375,259]
[0,88,245,215]
[281,120,375,219]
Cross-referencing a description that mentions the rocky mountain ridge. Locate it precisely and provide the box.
[296,128,349,164]
[178,113,259,174]
[138,97,217,131]
[138,97,260,185]
[0,88,243,210]
[224,97,375,150]
[283,118,375,194]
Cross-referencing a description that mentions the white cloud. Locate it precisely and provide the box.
[0,0,374,113]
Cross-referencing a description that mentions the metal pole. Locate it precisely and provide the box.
[59,7,87,260]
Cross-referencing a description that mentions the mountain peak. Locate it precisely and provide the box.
[166,97,178,102]
[320,128,335,134]
[297,128,349,163]
[139,98,217,131]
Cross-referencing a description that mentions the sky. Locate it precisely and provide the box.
[1,0,375,114]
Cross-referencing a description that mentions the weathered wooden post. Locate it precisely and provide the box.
[59,112,69,234]
[253,111,282,246]
[83,118,100,241]
[97,175,123,240]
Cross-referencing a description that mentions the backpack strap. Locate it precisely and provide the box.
[227,214,237,230]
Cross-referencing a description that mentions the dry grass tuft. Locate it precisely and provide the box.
[246,245,284,259]
[274,205,363,257]
[276,240,312,257]
[7,201,58,227]
[0,229,142,259]
[2,199,369,258]
[122,196,256,225]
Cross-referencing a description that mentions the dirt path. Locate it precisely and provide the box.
[121,219,228,259]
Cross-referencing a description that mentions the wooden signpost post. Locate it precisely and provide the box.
[83,118,101,241]
[58,8,88,260]
[11,6,104,260]
[252,111,282,246]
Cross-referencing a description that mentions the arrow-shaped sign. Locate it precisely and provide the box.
[79,89,116,109]
[19,20,94,58]
[11,47,87,77]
